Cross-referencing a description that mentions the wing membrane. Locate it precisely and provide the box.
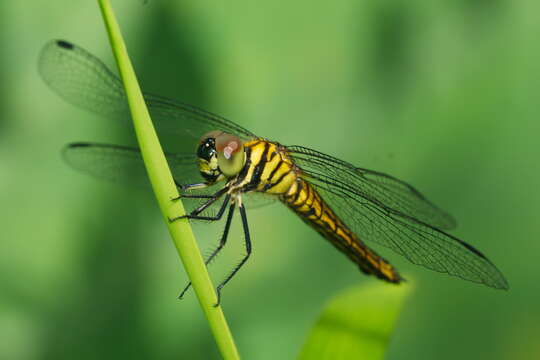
[39,40,256,140]
[289,145,456,229]
[64,143,202,185]
[63,142,215,211]
[63,142,275,210]
[288,145,508,290]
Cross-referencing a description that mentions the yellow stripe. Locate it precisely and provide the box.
[283,179,402,284]
[240,140,403,284]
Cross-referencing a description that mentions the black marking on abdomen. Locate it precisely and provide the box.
[235,147,252,184]
[268,150,278,162]
[267,159,283,183]
[265,168,292,191]
[291,179,304,204]
[244,142,270,191]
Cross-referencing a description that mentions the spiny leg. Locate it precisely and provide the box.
[175,181,208,192]
[169,187,230,222]
[178,202,236,299]
[214,202,252,307]
[172,181,212,200]
[177,193,216,199]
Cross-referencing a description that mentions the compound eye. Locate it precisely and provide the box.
[215,133,245,177]
[196,137,216,161]
[199,130,223,144]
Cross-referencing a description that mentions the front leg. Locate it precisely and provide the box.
[169,186,230,222]
[173,194,231,222]
[172,181,212,200]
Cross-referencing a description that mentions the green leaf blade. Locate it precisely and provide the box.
[298,282,411,360]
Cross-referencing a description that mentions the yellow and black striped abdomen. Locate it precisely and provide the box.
[282,178,403,284]
[233,140,297,195]
[233,140,402,284]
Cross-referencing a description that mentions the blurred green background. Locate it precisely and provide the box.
[1,1,538,359]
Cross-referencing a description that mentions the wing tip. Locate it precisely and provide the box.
[66,142,91,149]
[56,39,74,50]
[489,276,510,291]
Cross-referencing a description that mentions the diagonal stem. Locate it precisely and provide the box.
[95,1,240,359]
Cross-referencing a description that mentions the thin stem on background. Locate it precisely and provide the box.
[95,1,240,359]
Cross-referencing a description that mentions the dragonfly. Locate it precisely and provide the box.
[39,40,509,303]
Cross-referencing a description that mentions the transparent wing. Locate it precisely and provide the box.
[63,142,275,211]
[63,142,200,185]
[39,40,257,141]
[288,145,508,290]
[289,146,456,229]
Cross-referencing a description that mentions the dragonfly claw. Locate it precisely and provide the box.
[168,215,187,223]
[213,286,223,307]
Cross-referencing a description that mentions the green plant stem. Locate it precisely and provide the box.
[95,1,240,359]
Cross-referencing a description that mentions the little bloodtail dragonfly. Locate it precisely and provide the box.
[39,40,509,303]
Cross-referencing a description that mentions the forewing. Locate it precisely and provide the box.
[288,145,508,290]
[63,142,274,211]
[63,142,199,185]
[63,143,219,212]
[39,40,256,141]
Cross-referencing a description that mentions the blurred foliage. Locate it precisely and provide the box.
[1,1,539,360]
[298,283,410,360]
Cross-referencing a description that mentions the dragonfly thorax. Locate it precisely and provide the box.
[197,131,246,183]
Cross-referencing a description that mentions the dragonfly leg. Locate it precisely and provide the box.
[178,202,236,299]
[177,193,216,199]
[169,191,231,222]
[171,181,210,200]
[214,203,252,307]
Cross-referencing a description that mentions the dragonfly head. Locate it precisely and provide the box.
[197,131,245,182]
